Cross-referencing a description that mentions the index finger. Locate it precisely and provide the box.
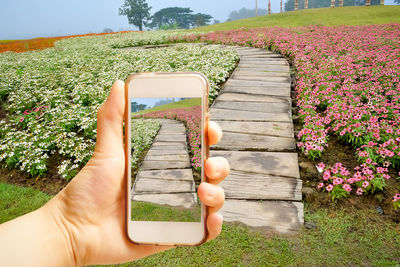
[207,121,222,146]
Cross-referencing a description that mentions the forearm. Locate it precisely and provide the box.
[0,204,76,267]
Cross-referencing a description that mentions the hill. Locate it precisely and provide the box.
[194,5,400,32]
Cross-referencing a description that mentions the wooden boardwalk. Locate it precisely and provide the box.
[210,46,304,234]
[132,119,197,209]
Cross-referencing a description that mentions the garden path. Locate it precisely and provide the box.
[210,46,304,234]
[131,119,198,209]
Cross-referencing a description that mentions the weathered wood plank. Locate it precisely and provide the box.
[239,60,288,66]
[133,178,195,193]
[225,79,291,88]
[215,93,289,104]
[149,144,187,150]
[234,70,290,77]
[232,75,290,83]
[214,120,294,138]
[238,65,290,72]
[140,160,191,170]
[222,86,290,97]
[210,108,291,122]
[145,154,190,161]
[146,149,188,156]
[221,200,304,234]
[220,170,302,201]
[210,151,300,178]
[136,169,193,181]
[132,193,197,208]
[212,131,296,151]
[154,134,187,143]
[213,101,290,114]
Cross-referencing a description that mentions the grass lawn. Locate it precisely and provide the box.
[1,182,399,266]
[134,98,201,115]
[131,201,201,222]
[194,6,400,32]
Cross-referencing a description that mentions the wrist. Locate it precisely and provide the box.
[41,197,78,266]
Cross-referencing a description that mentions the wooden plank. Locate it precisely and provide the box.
[222,86,290,97]
[239,60,288,66]
[136,169,193,181]
[212,131,296,151]
[225,79,291,88]
[149,145,187,150]
[132,193,197,208]
[215,93,289,104]
[220,170,302,201]
[214,120,294,138]
[234,70,290,77]
[210,108,291,122]
[146,150,188,156]
[221,200,304,234]
[238,65,290,72]
[133,178,195,193]
[213,101,290,114]
[145,154,190,161]
[210,151,300,178]
[140,160,191,170]
[232,74,290,83]
[154,134,187,143]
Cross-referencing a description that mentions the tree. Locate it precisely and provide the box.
[194,13,213,27]
[147,7,213,29]
[147,7,194,29]
[395,0,400,4]
[119,0,151,31]
[213,19,221,24]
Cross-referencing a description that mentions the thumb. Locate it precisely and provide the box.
[94,80,125,158]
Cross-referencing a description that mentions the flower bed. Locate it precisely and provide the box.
[171,24,400,201]
[135,106,201,171]
[0,32,238,179]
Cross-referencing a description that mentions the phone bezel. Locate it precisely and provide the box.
[125,72,209,246]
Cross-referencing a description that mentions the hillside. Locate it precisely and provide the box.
[194,5,400,32]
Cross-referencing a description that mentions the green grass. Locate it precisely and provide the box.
[193,6,400,32]
[131,201,201,222]
[134,98,201,115]
[0,183,51,223]
[1,183,399,265]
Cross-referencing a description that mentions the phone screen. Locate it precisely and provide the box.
[130,97,202,222]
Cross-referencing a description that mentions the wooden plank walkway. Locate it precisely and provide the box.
[132,119,197,209]
[210,46,304,234]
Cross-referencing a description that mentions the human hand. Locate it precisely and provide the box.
[43,80,230,266]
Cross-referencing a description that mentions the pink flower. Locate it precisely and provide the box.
[356,188,364,195]
[362,181,369,188]
[326,184,333,192]
[317,182,324,189]
[19,117,24,123]
[343,184,352,192]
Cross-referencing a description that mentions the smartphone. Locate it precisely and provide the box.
[125,72,209,246]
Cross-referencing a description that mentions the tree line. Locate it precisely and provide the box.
[119,0,213,30]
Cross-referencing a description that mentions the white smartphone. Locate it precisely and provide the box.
[125,72,209,246]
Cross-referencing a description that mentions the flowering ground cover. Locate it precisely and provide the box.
[171,24,400,204]
[0,32,238,180]
[135,106,202,171]
[131,119,161,170]
[0,31,135,53]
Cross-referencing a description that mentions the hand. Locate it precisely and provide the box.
[43,80,230,266]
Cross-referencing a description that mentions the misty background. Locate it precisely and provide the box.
[0,0,397,40]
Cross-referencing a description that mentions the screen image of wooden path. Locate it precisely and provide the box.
[131,119,200,222]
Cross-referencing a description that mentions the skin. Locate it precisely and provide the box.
[0,80,230,266]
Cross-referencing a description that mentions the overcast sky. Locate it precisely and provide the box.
[0,0,397,40]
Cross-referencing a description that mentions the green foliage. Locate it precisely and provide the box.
[147,7,213,29]
[119,0,152,31]
[228,7,267,21]
[192,6,400,32]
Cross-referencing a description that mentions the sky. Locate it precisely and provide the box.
[0,0,397,40]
